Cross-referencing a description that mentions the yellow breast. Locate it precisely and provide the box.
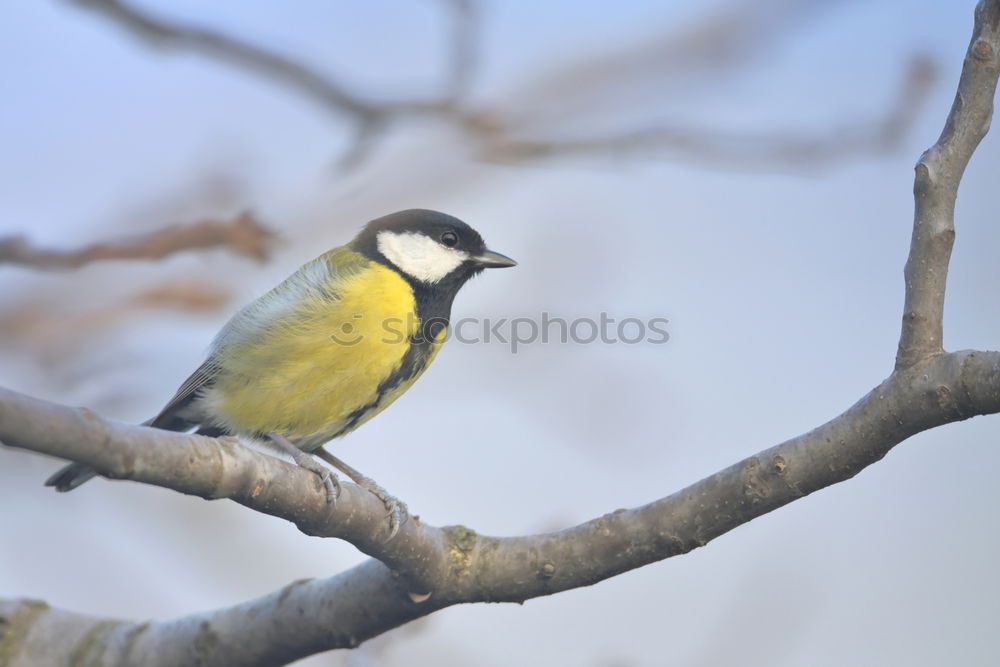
[206,255,442,446]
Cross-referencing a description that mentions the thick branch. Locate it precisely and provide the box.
[2,350,1000,665]
[0,212,275,270]
[0,387,447,583]
[897,0,1000,368]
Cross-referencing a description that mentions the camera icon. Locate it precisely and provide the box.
[330,314,364,346]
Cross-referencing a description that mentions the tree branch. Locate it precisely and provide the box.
[2,348,1000,665]
[897,0,1000,369]
[0,212,275,270]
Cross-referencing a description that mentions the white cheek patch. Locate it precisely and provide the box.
[376,231,470,283]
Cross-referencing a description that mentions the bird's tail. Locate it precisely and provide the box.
[44,462,98,492]
[44,416,162,492]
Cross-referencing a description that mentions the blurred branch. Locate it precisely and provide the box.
[482,0,844,134]
[0,281,232,359]
[66,0,411,120]
[65,0,477,169]
[438,0,480,100]
[509,0,842,103]
[469,56,937,169]
[129,280,232,311]
[63,0,938,172]
[0,212,275,270]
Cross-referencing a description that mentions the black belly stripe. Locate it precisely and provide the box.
[332,270,461,437]
[334,335,438,437]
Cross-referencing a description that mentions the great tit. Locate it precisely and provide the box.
[46,209,516,535]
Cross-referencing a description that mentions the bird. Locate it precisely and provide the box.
[45,209,516,537]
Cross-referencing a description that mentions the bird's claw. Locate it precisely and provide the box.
[357,476,408,540]
[319,470,341,505]
[311,447,409,539]
[385,497,409,541]
[268,434,341,505]
[295,454,341,505]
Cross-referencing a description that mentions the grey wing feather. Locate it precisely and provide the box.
[146,357,220,431]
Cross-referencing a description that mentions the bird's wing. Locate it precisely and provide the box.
[146,246,370,432]
[208,246,371,347]
[145,357,220,431]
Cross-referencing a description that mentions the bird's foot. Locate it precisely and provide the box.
[295,454,341,505]
[268,433,340,504]
[354,475,409,540]
[314,448,409,540]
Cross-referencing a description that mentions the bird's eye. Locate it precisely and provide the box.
[440,231,459,247]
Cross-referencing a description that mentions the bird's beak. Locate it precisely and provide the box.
[473,249,517,268]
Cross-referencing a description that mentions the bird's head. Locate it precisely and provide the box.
[352,209,516,287]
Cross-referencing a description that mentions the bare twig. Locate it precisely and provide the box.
[896,3,1000,369]
[0,212,275,270]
